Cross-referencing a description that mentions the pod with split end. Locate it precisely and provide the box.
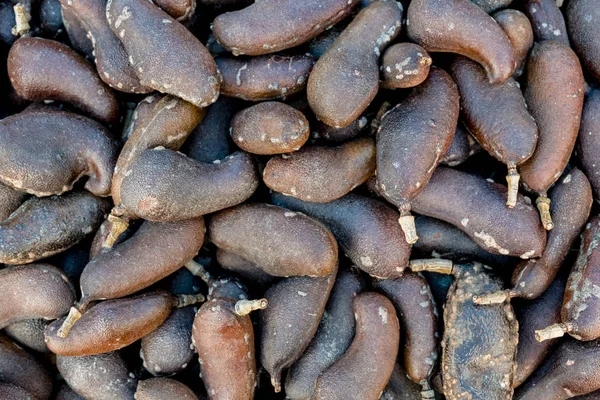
[567,0,600,83]
[524,0,569,45]
[493,9,534,78]
[577,90,600,200]
[380,43,432,89]
[136,378,198,400]
[0,183,27,221]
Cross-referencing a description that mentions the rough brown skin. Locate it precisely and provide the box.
[313,292,400,400]
[442,263,519,399]
[231,102,309,155]
[406,0,516,84]
[57,352,137,400]
[380,43,432,89]
[216,249,277,286]
[578,90,600,200]
[106,0,220,107]
[308,25,344,60]
[5,318,50,353]
[153,0,195,21]
[493,9,534,77]
[285,268,365,400]
[272,192,411,278]
[0,183,27,221]
[524,0,569,45]
[61,7,94,59]
[0,192,109,265]
[440,123,480,167]
[567,0,600,83]
[412,167,546,258]
[122,94,162,141]
[377,67,459,243]
[45,291,177,356]
[212,0,358,56]
[135,378,198,400]
[515,339,600,400]
[0,109,118,197]
[7,37,120,124]
[119,148,258,221]
[264,137,375,203]
[0,383,35,400]
[260,270,337,392]
[307,1,403,128]
[216,55,314,101]
[450,56,538,207]
[208,203,338,277]
[0,335,53,400]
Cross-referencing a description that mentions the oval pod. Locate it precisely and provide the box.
[567,0,600,83]
[380,43,432,89]
[135,378,197,400]
[493,9,534,78]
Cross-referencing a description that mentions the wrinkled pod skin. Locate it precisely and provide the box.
[380,43,432,89]
[493,9,534,78]
[0,183,27,221]
[577,90,600,200]
[567,0,600,83]
[135,378,198,400]
[377,67,459,244]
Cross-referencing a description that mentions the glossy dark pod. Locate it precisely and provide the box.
[0,2,16,46]
[40,0,64,37]
[0,183,27,221]
[524,0,569,45]
[493,9,534,78]
[577,90,600,200]
[567,0,600,83]
[5,318,50,353]
[135,378,198,400]
[380,43,432,89]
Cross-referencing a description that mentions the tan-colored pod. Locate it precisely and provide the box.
[216,55,314,101]
[119,149,258,221]
[493,9,534,78]
[0,109,118,197]
[406,0,516,84]
[0,183,27,221]
[106,0,220,107]
[135,378,198,400]
[520,41,585,231]
[208,203,338,277]
[307,1,403,128]
[7,37,120,124]
[313,292,400,400]
[0,192,109,265]
[212,0,358,56]
[264,137,376,203]
[231,102,309,155]
[381,43,432,89]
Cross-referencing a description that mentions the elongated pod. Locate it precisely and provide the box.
[493,10,534,78]
[136,378,198,400]
[5,318,50,353]
[567,0,600,83]
[577,90,600,200]
[525,0,569,45]
[0,183,27,221]
[377,67,459,243]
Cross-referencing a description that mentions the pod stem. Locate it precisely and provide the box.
[399,214,418,244]
[12,4,30,37]
[102,213,130,250]
[271,374,282,393]
[535,322,571,342]
[176,293,205,308]
[472,290,517,305]
[184,259,212,284]
[506,168,519,208]
[420,381,435,400]
[57,306,82,338]
[536,196,554,231]
[409,259,453,275]
[234,298,268,316]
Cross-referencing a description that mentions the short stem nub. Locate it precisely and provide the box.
[420,381,435,400]
[184,260,212,284]
[506,168,519,208]
[472,290,516,305]
[57,306,82,338]
[271,375,282,393]
[235,298,268,316]
[536,196,554,231]
[535,322,571,342]
[12,4,30,37]
[102,214,130,249]
[176,294,205,308]
[399,214,418,244]
[409,259,453,275]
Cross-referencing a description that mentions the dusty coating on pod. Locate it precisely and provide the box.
[7,37,120,124]
[135,378,198,400]
[377,67,459,244]
[0,383,35,400]
[5,318,50,353]
[380,43,432,89]
[524,0,569,46]
[313,292,400,400]
[406,0,515,84]
[106,0,220,107]
[0,183,27,221]
[308,1,402,128]
[567,0,600,83]
[264,137,375,203]
[492,9,533,78]
[577,90,600,200]
[212,0,358,56]
[122,94,162,141]
[0,109,118,197]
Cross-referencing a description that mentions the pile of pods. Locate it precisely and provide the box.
[1,0,600,398]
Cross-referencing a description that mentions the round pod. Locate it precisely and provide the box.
[380,43,432,89]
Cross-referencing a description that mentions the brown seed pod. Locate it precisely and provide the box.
[0,109,118,197]
[0,183,27,221]
[450,56,538,208]
[216,249,277,286]
[7,37,120,124]
[520,41,585,230]
[208,203,338,277]
[406,0,515,84]
[153,0,195,21]
[106,0,219,107]
[0,383,36,400]
[272,193,411,278]
[57,352,138,400]
[260,271,337,392]
[567,0,600,83]
[377,67,459,243]
[119,148,258,221]
[212,0,358,56]
[307,1,403,128]
[0,335,53,400]
[493,9,534,78]
[380,43,432,89]
[264,137,375,202]
[231,102,309,155]
[470,0,512,14]
[439,122,480,167]
[578,91,600,200]
[61,7,94,59]
[525,0,569,45]
[285,268,366,400]
[412,167,546,258]
[122,95,162,141]
[216,55,314,101]
[313,292,400,400]
[5,318,50,353]
[442,263,519,399]
[135,378,197,400]
[0,192,109,265]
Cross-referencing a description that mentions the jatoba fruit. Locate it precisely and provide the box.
[0,183,27,221]
[216,55,314,101]
[153,0,195,21]
[264,137,375,202]
[121,94,162,141]
[106,0,220,107]
[212,0,358,56]
[61,7,94,59]
[567,0,600,83]
[7,37,120,124]
[57,352,137,400]
[313,292,400,400]
[440,123,480,167]
[578,90,600,200]
[285,268,365,400]
[272,192,411,278]
[0,192,109,265]
[380,43,432,89]
[136,378,198,400]
[0,383,35,400]
[119,148,258,221]
[450,56,538,208]
[412,167,546,258]
[520,41,585,230]
[493,9,533,78]
[5,318,50,353]
[216,249,277,286]
[377,67,459,243]
[307,0,402,128]
[524,0,569,45]
[0,109,118,197]
[208,203,338,277]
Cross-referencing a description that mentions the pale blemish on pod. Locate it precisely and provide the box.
[380,43,432,89]
[493,9,534,78]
